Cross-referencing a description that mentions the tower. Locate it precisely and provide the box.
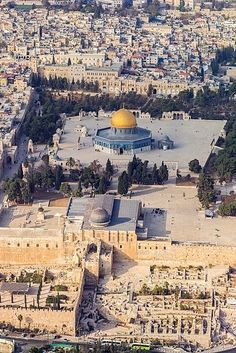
[28,139,34,154]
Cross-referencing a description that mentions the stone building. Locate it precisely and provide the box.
[39,63,197,97]
[157,135,174,150]
[161,111,191,120]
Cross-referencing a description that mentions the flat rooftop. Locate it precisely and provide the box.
[56,115,226,171]
[131,182,236,246]
[0,202,67,233]
[74,195,141,232]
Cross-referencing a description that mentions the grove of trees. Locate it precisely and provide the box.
[31,73,99,93]
[117,156,169,195]
[4,157,114,202]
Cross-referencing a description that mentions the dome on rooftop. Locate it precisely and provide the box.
[90,207,110,227]
[111,109,137,129]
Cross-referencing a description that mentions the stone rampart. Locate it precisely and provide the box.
[0,306,75,335]
[137,240,236,266]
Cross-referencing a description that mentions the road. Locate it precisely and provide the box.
[0,333,91,352]
[2,134,28,181]
[2,333,236,353]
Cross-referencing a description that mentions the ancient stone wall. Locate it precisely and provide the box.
[84,228,236,267]
[136,240,236,266]
[0,306,75,335]
[73,268,85,330]
[0,237,66,265]
[0,226,235,267]
[0,239,64,265]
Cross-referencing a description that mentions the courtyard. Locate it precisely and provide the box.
[56,114,226,172]
[130,183,236,246]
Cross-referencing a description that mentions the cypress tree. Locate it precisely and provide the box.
[98,176,107,194]
[55,165,64,190]
[127,161,133,183]
[17,164,23,179]
[105,158,113,177]
[118,171,129,195]
[152,163,159,184]
[159,162,169,182]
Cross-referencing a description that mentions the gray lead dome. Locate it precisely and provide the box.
[90,207,110,227]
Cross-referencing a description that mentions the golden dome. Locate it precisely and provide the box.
[111,109,137,129]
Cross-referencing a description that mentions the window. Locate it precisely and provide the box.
[46,244,49,248]
[119,244,123,249]
[36,244,39,247]
[27,244,29,247]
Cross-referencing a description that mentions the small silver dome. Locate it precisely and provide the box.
[90,207,110,227]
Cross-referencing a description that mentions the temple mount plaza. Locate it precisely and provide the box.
[53,108,226,173]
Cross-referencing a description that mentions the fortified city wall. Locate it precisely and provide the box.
[0,306,75,335]
[80,229,236,267]
[0,225,80,265]
[0,227,236,267]
[136,240,236,266]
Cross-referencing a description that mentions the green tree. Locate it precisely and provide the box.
[141,160,148,184]
[60,182,72,196]
[17,314,23,329]
[118,171,129,195]
[40,166,55,189]
[78,180,82,193]
[21,182,32,204]
[139,283,150,295]
[98,176,107,194]
[127,161,134,183]
[189,159,202,173]
[17,164,24,179]
[158,162,169,183]
[197,173,215,208]
[218,200,236,217]
[41,154,49,165]
[3,178,27,203]
[105,158,113,178]
[54,165,64,190]
[152,163,159,184]
[33,171,43,189]
[211,59,219,76]
[66,157,76,170]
